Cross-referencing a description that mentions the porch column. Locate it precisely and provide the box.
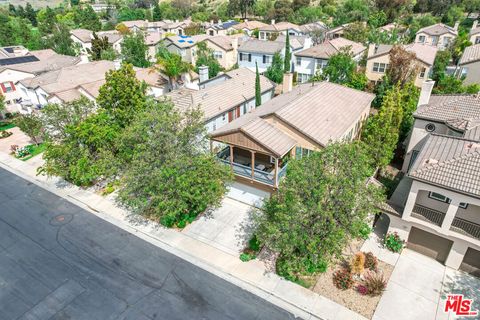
[274,157,279,188]
[445,240,469,269]
[441,199,460,231]
[251,151,255,182]
[402,181,420,220]
[229,145,234,169]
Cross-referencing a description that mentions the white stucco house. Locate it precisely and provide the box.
[415,23,458,50]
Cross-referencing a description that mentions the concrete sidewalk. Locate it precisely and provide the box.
[0,153,367,320]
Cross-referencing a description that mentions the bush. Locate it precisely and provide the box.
[363,271,387,296]
[15,146,31,158]
[276,256,312,288]
[384,232,404,253]
[248,235,261,252]
[364,252,378,271]
[351,252,365,274]
[240,252,256,262]
[0,131,12,138]
[357,284,368,295]
[333,268,354,290]
[358,223,372,239]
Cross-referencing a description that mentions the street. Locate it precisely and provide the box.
[0,168,296,320]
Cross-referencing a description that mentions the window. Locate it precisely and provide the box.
[425,123,436,132]
[432,36,439,46]
[428,192,468,208]
[212,123,216,131]
[461,67,468,77]
[418,35,426,43]
[295,146,312,159]
[373,62,388,73]
[1,82,15,93]
[239,53,251,62]
[297,73,311,83]
[459,202,469,209]
[262,55,271,64]
[222,113,226,121]
[316,59,328,70]
[476,36,480,44]
[243,104,247,114]
[419,67,426,78]
[407,150,419,171]
[296,56,301,66]
[213,51,223,59]
[443,37,451,46]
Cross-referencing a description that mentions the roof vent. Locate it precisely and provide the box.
[466,143,480,149]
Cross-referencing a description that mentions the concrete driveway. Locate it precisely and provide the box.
[373,249,480,320]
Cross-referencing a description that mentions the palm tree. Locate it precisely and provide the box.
[151,53,193,91]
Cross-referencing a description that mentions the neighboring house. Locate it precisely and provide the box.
[458,43,480,85]
[15,60,167,108]
[205,20,239,36]
[258,21,302,40]
[90,3,115,13]
[163,35,210,65]
[325,23,350,40]
[0,47,80,113]
[365,43,438,87]
[295,37,366,83]
[415,23,458,50]
[70,29,123,58]
[203,36,240,70]
[120,19,189,35]
[210,79,374,189]
[232,20,268,36]
[165,68,275,134]
[469,20,480,44]
[299,21,328,35]
[145,32,162,61]
[380,82,480,274]
[120,20,148,33]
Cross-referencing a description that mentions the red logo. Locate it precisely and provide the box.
[444,294,478,317]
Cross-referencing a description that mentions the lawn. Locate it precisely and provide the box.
[0,122,15,131]
[16,144,45,161]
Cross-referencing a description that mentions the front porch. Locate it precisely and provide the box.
[216,146,288,188]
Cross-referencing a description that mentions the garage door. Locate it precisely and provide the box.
[407,227,453,263]
[460,248,480,277]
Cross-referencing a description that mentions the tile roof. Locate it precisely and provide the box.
[233,20,268,31]
[367,43,438,66]
[275,35,308,50]
[0,49,80,75]
[164,34,210,49]
[208,20,239,31]
[237,39,285,54]
[459,43,480,65]
[415,94,480,122]
[416,23,458,36]
[259,22,301,32]
[471,27,480,36]
[71,29,123,44]
[205,35,237,51]
[299,21,328,33]
[165,68,274,121]
[211,81,374,156]
[408,134,480,198]
[296,37,365,59]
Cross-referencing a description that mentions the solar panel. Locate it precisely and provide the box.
[187,40,194,44]
[178,39,185,43]
[0,55,39,66]
[4,47,14,53]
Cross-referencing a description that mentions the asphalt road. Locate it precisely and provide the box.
[0,168,296,320]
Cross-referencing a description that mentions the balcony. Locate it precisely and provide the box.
[411,204,446,226]
[450,217,480,240]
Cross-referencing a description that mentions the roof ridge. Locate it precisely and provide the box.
[430,132,480,143]
[413,149,480,175]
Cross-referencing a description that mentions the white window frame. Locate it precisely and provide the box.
[373,62,388,73]
[419,67,426,78]
[428,192,468,208]
[2,82,14,93]
[296,56,301,66]
[418,35,426,43]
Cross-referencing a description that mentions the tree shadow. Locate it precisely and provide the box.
[440,269,480,318]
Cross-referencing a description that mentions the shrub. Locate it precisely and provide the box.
[333,268,354,290]
[358,222,372,239]
[15,146,31,158]
[248,235,261,252]
[363,271,387,296]
[0,131,12,138]
[10,144,18,153]
[351,252,365,274]
[240,252,256,262]
[384,232,404,253]
[357,284,368,295]
[364,252,378,271]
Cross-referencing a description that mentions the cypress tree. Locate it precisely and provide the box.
[255,62,261,107]
[284,32,291,73]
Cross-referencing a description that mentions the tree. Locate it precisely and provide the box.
[73,5,101,31]
[37,7,57,36]
[184,23,203,35]
[0,95,5,115]
[195,42,222,78]
[387,45,418,87]
[97,63,148,128]
[362,85,404,168]
[399,82,419,141]
[25,3,37,26]
[117,101,232,227]
[253,142,384,277]
[343,21,370,43]
[264,52,284,84]
[431,50,451,83]
[293,0,310,11]
[16,113,43,145]
[87,33,112,61]
[255,62,261,107]
[153,3,163,21]
[121,32,150,67]
[273,0,294,21]
[316,48,356,84]
[284,33,291,72]
[334,0,371,25]
[45,23,77,56]
[374,0,412,20]
[228,0,256,19]
[153,49,193,90]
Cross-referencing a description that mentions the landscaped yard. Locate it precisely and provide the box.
[0,122,15,131]
[13,143,45,161]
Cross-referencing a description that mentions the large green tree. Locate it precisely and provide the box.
[195,42,222,78]
[284,32,291,72]
[73,5,101,31]
[253,142,384,277]
[153,46,193,89]
[16,113,43,145]
[121,32,150,67]
[264,52,284,84]
[45,22,77,56]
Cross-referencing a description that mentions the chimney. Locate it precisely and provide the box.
[199,65,209,82]
[367,43,377,57]
[271,19,275,25]
[473,20,479,31]
[454,21,460,31]
[282,73,293,94]
[231,37,238,51]
[418,80,435,107]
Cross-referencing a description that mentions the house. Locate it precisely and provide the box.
[458,43,480,85]
[210,79,374,189]
[325,23,350,40]
[165,68,275,134]
[0,47,80,113]
[258,21,302,40]
[70,29,123,58]
[163,35,210,65]
[295,37,366,83]
[120,20,148,33]
[15,60,167,108]
[232,20,268,36]
[365,43,438,87]
[237,36,311,73]
[90,3,115,13]
[145,32,162,61]
[469,20,480,44]
[205,20,239,36]
[380,81,480,274]
[299,21,328,35]
[203,36,241,70]
[415,23,458,50]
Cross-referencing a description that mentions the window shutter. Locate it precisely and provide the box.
[248,54,251,62]
[9,82,15,91]
[0,83,6,93]
[263,55,266,63]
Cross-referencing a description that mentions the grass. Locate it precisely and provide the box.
[18,143,45,161]
[0,122,15,131]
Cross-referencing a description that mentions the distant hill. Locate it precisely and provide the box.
[0,0,65,9]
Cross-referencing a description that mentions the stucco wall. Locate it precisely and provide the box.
[460,61,480,85]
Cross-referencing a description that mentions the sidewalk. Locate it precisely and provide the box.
[0,152,367,320]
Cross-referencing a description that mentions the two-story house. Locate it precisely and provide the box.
[469,20,480,44]
[163,35,210,65]
[70,29,123,60]
[203,36,241,70]
[365,43,438,87]
[415,23,458,50]
[258,21,302,41]
[205,20,239,36]
[381,81,480,274]
[165,68,275,134]
[0,47,80,113]
[210,78,374,189]
[232,20,268,36]
[294,37,366,83]
[457,43,480,85]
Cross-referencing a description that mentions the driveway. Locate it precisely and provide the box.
[373,249,480,320]
[0,127,33,154]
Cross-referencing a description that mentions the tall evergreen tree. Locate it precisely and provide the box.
[121,32,150,67]
[25,3,37,26]
[153,3,162,21]
[265,52,284,84]
[284,32,291,72]
[255,62,261,107]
